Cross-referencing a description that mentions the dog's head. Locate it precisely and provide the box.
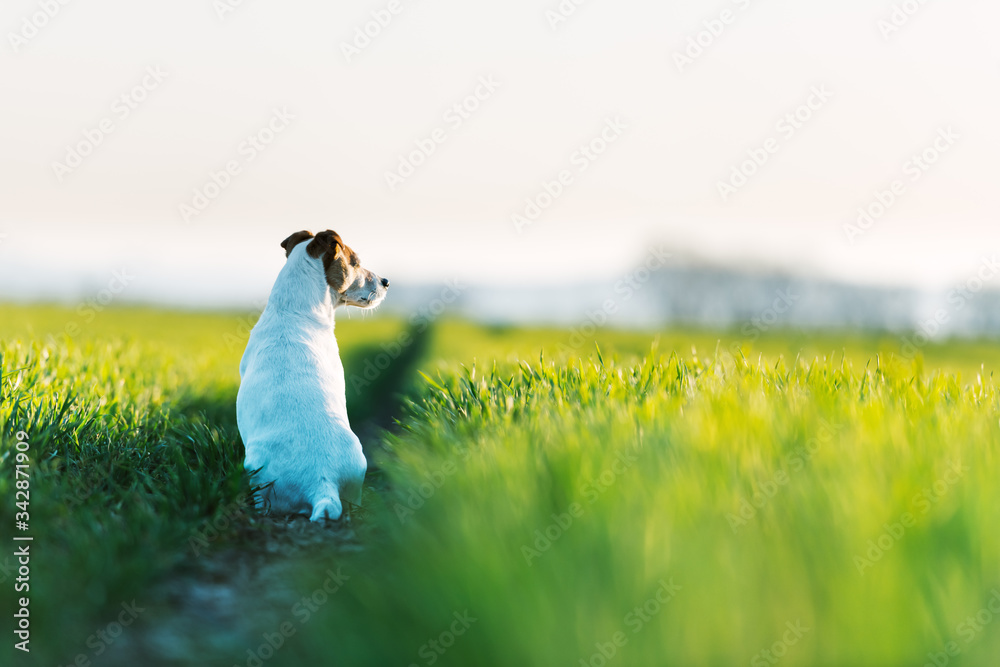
[280,230,389,309]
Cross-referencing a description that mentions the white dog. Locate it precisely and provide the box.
[237,230,389,521]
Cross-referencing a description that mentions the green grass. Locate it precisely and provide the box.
[2,304,1000,666]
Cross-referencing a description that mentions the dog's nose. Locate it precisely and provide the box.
[381,278,390,288]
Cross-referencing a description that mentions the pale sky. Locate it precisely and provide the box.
[1,0,998,306]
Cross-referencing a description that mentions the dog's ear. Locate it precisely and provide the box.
[307,230,344,260]
[280,231,315,258]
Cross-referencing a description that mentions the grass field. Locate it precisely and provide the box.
[2,303,1000,666]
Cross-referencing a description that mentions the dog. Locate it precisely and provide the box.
[236,230,389,521]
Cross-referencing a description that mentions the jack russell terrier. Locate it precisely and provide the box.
[237,230,389,521]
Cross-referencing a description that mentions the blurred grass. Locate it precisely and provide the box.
[1,303,1000,666]
[325,353,1000,666]
[5,302,1000,379]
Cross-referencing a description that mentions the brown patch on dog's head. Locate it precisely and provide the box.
[285,228,388,307]
[280,230,315,258]
[306,230,357,294]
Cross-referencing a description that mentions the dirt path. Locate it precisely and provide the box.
[101,515,362,666]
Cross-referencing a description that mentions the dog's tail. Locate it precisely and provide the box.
[309,495,344,522]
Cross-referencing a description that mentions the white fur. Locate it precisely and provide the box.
[237,242,369,521]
